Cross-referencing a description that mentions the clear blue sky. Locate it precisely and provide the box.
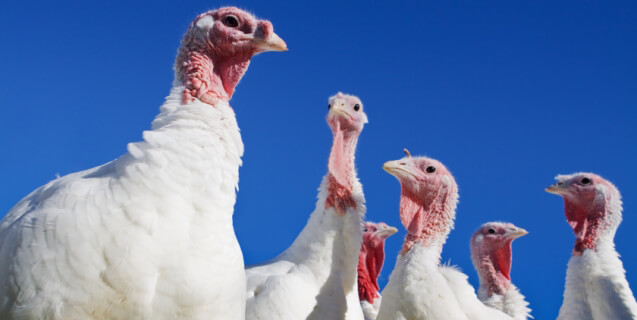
[1,1,636,318]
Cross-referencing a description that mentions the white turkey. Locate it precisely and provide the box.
[245,92,368,320]
[546,173,637,320]
[470,222,531,319]
[358,222,398,320]
[377,150,513,320]
[0,7,286,319]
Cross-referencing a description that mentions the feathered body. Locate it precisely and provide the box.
[478,281,529,320]
[377,154,512,320]
[0,7,286,319]
[0,93,244,319]
[361,300,381,320]
[245,93,368,320]
[547,173,637,320]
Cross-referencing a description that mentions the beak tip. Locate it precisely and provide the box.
[545,186,564,195]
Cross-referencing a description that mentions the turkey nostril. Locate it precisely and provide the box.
[557,182,564,186]
[399,162,406,165]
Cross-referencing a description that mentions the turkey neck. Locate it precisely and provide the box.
[400,186,457,256]
[358,239,385,304]
[563,197,619,256]
[325,127,360,215]
[281,123,364,290]
[175,40,254,105]
[473,243,513,296]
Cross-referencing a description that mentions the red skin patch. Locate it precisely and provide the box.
[174,9,264,107]
[357,233,386,304]
[325,176,356,216]
[564,198,605,255]
[399,185,454,254]
[180,50,226,106]
[324,128,359,216]
[178,47,254,106]
[475,241,513,296]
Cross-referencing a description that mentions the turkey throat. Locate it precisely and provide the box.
[325,124,360,216]
[563,197,609,256]
[358,236,385,304]
[475,241,514,296]
[176,41,256,106]
[400,185,457,254]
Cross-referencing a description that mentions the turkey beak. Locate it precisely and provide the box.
[383,159,414,180]
[375,225,398,238]
[505,226,528,239]
[252,21,288,52]
[328,102,350,119]
[545,182,568,195]
[254,32,287,52]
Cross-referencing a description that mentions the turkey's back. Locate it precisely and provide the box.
[0,89,246,319]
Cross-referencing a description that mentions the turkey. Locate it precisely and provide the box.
[546,173,637,320]
[470,222,531,319]
[245,92,368,320]
[0,7,286,319]
[358,221,398,320]
[377,150,513,320]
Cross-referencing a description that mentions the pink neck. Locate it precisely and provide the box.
[357,240,385,303]
[176,41,253,106]
[325,127,360,215]
[476,242,513,296]
[399,187,454,253]
[564,198,606,255]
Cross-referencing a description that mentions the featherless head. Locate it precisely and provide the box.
[383,154,456,202]
[546,172,622,254]
[185,7,287,57]
[470,222,527,293]
[327,92,368,134]
[363,221,398,248]
[383,153,458,248]
[176,7,287,105]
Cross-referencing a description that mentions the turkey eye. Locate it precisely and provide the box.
[363,226,368,232]
[488,228,496,234]
[425,166,436,173]
[581,177,591,185]
[353,104,360,111]
[328,104,331,110]
[224,15,239,27]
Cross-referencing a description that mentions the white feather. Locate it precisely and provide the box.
[361,298,381,320]
[557,241,637,320]
[0,85,246,319]
[245,176,366,320]
[377,245,513,320]
[478,284,531,320]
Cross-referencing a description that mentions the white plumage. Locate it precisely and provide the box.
[361,299,381,320]
[558,248,637,320]
[0,90,246,319]
[0,7,286,319]
[245,93,367,320]
[478,283,531,320]
[377,241,513,320]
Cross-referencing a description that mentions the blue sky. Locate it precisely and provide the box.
[1,0,636,318]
